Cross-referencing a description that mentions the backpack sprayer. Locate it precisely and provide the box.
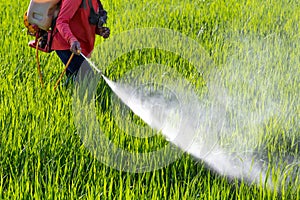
[24,0,60,52]
[24,0,61,87]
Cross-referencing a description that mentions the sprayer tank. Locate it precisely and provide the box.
[27,0,60,31]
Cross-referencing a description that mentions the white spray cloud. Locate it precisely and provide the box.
[103,75,269,186]
[100,35,299,190]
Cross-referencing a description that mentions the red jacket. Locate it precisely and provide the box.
[51,0,100,56]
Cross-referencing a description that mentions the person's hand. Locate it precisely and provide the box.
[97,27,110,39]
[70,41,81,55]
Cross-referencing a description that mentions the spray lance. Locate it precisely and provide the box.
[80,53,103,76]
[53,51,104,90]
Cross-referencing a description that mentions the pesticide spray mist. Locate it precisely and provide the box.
[102,73,270,185]
[80,34,299,191]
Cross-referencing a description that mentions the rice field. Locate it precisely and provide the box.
[0,0,299,199]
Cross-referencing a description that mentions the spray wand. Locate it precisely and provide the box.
[80,53,103,76]
[54,52,104,90]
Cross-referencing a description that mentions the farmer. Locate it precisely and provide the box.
[51,0,110,85]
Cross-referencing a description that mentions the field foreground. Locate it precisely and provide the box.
[0,0,299,199]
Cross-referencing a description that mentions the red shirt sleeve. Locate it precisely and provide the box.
[56,0,82,45]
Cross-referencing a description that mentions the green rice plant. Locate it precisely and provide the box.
[0,0,298,199]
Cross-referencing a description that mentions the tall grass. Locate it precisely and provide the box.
[0,0,299,199]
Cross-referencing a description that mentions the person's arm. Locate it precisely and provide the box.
[56,0,82,46]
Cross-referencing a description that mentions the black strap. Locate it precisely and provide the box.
[80,0,87,9]
[48,2,62,52]
[88,0,104,13]
[82,0,103,10]
[47,20,56,52]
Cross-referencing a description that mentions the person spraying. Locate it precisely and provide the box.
[51,0,110,85]
[24,0,110,87]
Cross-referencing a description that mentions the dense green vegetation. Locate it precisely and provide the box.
[0,0,299,199]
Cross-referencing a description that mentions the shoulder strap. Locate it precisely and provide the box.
[80,0,87,9]
[88,0,104,12]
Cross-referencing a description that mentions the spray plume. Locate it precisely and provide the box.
[79,34,298,191]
